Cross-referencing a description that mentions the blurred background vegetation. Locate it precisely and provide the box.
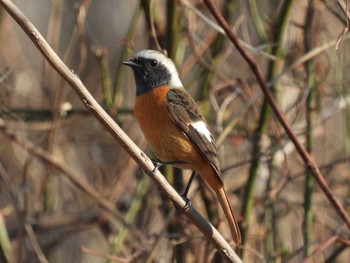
[1,0,350,262]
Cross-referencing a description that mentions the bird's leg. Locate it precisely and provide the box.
[140,160,186,174]
[181,171,196,203]
[151,160,187,172]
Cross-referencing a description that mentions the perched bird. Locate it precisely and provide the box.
[123,50,241,244]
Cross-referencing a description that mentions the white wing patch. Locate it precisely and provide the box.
[191,121,212,142]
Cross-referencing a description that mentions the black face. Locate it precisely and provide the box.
[124,57,171,96]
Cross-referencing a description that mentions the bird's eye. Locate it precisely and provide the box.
[149,60,158,67]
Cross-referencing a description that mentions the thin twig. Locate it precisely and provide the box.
[80,245,136,262]
[24,224,49,263]
[303,0,317,257]
[336,0,350,49]
[303,235,338,263]
[240,0,294,246]
[0,0,242,261]
[149,0,162,51]
[2,128,146,242]
[180,0,275,60]
[204,0,350,229]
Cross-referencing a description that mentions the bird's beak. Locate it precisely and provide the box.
[122,60,141,68]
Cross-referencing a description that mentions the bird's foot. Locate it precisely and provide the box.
[181,193,192,208]
[151,160,187,172]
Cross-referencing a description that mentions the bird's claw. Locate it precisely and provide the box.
[151,160,187,172]
[181,194,192,208]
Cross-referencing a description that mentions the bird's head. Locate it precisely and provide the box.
[123,50,183,96]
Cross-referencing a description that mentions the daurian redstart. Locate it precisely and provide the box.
[123,50,241,245]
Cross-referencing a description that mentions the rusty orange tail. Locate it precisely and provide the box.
[216,187,241,245]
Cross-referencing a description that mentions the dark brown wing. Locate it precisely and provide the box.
[166,88,220,175]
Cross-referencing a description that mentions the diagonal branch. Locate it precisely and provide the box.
[0,0,242,261]
[203,0,350,229]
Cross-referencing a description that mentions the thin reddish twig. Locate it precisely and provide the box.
[303,235,338,263]
[203,0,350,229]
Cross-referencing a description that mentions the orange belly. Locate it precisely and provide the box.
[134,86,223,191]
[134,87,200,167]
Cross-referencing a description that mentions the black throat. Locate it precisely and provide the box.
[130,61,172,96]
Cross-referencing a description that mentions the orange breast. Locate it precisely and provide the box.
[134,87,220,190]
[134,87,199,166]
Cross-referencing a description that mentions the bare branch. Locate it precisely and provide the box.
[335,0,350,49]
[24,224,49,263]
[204,0,350,229]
